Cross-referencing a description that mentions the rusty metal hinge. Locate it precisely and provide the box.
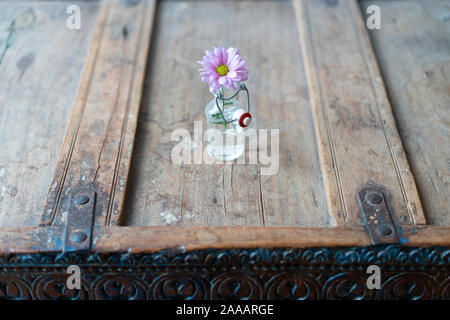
[64,189,96,252]
[358,186,400,245]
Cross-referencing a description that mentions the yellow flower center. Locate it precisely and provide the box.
[216,64,229,76]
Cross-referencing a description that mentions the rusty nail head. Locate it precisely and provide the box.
[74,195,90,206]
[376,225,393,237]
[365,192,383,205]
[70,231,88,243]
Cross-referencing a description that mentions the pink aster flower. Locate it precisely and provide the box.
[198,46,249,93]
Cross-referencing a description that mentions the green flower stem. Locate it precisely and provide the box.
[221,85,227,130]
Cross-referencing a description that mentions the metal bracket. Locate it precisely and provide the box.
[358,186,400,245]
[64,189,96,252]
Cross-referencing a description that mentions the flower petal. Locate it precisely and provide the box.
[218,76,227,85]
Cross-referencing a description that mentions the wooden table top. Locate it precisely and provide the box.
[0,0,448,252]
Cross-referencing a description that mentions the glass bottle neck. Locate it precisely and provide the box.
[217,84,240,99]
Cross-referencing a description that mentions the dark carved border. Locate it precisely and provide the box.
[1,246,449,300]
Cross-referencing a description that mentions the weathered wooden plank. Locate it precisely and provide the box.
[92,225,450,253]
[0,226,64,254]
[39,0,156,226]
[123,0,331,227]
[0,2,98,227]
[294,0,427,226]
[124,0,265,227]
[123,0,261,227]
[94,226,371,252]
[2,224,450,254]
[362,0,450,226]
[246,0,331,227]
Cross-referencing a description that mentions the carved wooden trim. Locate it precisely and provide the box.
[1,246,448,300]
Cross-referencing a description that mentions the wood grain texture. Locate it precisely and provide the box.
[94,226,372,252]
[294,0,426,226]
[92,225,450,253]
[123,0,331,227]
[39,0,156,227]
[248,1,331,227]
[2,0,447,257]
[0,2,98,227]
[362,0,450,226]
[93,225,450,252]
[2,224,450,254]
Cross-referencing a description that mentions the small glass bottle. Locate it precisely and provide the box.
[204,83,252,161]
